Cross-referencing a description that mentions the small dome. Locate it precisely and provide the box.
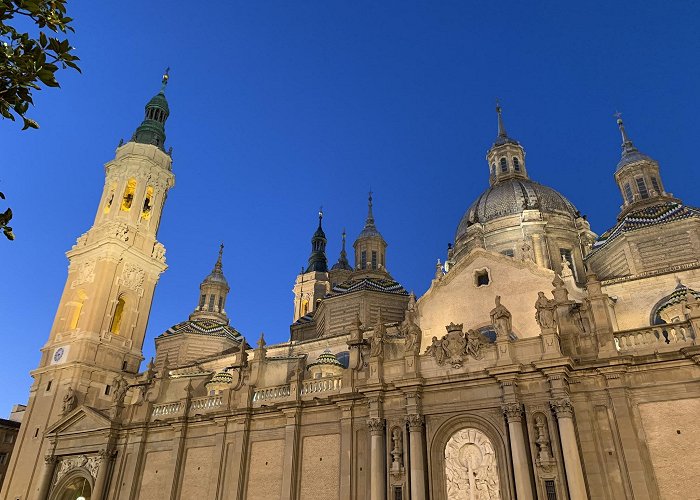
[204,268,228,286]
[456,178,579,240]
[655,283,700,318]
[208,370,233,385]
[307,349,344,369]
[146,91,170,114]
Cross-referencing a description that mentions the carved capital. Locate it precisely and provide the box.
[550,398,574,419]
[98,448,117,461]
[367,417,385,434]
[405,414,424,430]
[44,454,58,465]
[501,402,523,423]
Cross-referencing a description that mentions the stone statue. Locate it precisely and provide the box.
[534,291,557,330]
[534,414,553,464]
[435,259,444,279]
[489,295,512,339]
[425,336,447,365]
[561,257,573,278]
[62,387,76,415]
[113,375,128,404]
[391,428,403,472]
[520,239,533,262]
[401,306,421,355]
[370,328,384,357]
[465,329,487,360]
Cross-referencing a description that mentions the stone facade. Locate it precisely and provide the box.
[3,92,700,500]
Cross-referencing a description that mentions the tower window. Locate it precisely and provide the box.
[500,157,508,172]
[371,251,377,269]
[500,249,514,258]
[199,294,206,308]
[218,296,224,312]
[103,183,116,215]
[650,176,661,194]
[104,385,111,396]
[635,177,649,199]
[46,380,52,392]
[300,299,309,317]
[361,251,367,270]
[623,183,633,204]
[513,157,520,171]
[110,297,126,334]
[141,186,154,220]
[491,163,496,177]
[120,179,137,211]
[208,294,215,311]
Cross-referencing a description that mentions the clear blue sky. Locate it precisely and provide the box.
[2,1,699,416]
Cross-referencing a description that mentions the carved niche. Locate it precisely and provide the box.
[445,428,501,500]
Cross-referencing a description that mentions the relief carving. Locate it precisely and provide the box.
[121,263,145,291]
[445,428,501,499]
[426,324,488,368]
[54,454,100,485]
[71,260,95,288]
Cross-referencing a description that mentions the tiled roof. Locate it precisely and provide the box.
[656,283,700,316]
[307,349,345,369]
[592,201,700,252]
[163,319,242,342]
[326,277,408,297]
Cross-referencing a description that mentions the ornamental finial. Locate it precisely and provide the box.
[161,67,170,92]
[496,98,507,137]
[614,111,632,147]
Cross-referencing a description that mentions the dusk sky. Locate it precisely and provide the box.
[2,1,700,416]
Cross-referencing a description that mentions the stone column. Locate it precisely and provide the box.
[551,398,588,499]
[367,417,386,500]
[502,403,534,500]
[92,449,115,500]
[405,414,426,500]
[35,454,57,500]
[531,233,546,268]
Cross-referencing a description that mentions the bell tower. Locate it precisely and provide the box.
[3,73,175,500]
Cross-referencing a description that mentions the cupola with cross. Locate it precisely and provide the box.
[486,102,528,185]
[190,244,230,323]
[292,209,331,322]
[353,192,388,275]
[613,113,674,218]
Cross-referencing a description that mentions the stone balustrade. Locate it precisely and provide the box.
[614,320,695,354]
[152,402,182,418]
[252,384,291,402]
[300,376,342,395]
[190,395,223,413]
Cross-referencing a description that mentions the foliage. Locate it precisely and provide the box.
[0,0,80,130]
[0,192,13,240]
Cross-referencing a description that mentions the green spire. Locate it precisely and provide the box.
[131,68,170,150]
[305,208,329,273]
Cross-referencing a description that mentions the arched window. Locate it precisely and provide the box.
[635,177,649,199]
[623,183,633,204]
[55,475,92,500]
[513,157,520,171]
[110,297,126,334]
[141,186,154,220]
[103,182,116,214]
[300,299,309,317]
[68,290,87,330]
[120,179,137,211]
[500,158,508,172]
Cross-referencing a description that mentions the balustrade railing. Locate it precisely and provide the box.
[300,376,342,395]
[252,384,291,402]
[190,395,223,412]
[152,402,182,418]
[614,321,694,353]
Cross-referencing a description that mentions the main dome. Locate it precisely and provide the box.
[455,178,579,240]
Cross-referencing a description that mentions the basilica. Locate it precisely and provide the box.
[3,76,700,500]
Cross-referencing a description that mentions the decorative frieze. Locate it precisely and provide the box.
[71,260,95,288]
[425,323,488,368]
[121,263,145,291]
[54,454,100,485]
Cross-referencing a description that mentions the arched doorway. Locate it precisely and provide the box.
[53,475,92,500]
[445,428,501,500]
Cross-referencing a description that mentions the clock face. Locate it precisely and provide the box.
[53,347,65,362]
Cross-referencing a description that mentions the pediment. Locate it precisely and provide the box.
[46,405,113,436]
